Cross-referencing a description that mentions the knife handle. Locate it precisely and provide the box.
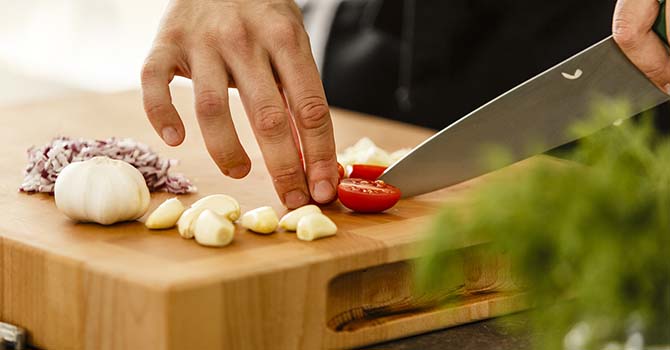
[655,0,668,44]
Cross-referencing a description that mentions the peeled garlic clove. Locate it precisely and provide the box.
[193,210,235,247]
[191,194,240,221]
[389,148,411,163]
[240,206,278,234]
[337,137,392,167]
[177,207,200,239]
[145,198,185,229]
[279,204,322,231]
[177,194,240,239]
[296,213,337,241]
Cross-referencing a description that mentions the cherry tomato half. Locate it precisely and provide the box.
[347,164,387,181]
[337,162,345,181]
[338,178,401,213]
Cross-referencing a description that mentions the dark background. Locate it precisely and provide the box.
[320,0,669,131]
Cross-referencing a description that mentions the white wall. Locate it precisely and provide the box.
[0,0,333,105]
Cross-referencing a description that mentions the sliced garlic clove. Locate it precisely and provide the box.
[240,206,278,234]
[296,213,337,241]
[145,198,185,229]
[191,194,240,221]
[177,207,200,239]
[279,204,322,231]
[193,210,235,247]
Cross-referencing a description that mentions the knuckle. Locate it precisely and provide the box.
[271,164,304,186]
[161,27,186,44]
[141,61,160,84]
[201,29,222,49]
[207,145,243,169]
[144,98,169,119]
[643,62,667,81]
[195,90,227,118]
[295,96,330,130]
[612,17,639,50]
[220,24,252,51]
[269,20,303,49]
[253,104,289,141]
[305,154,337,172]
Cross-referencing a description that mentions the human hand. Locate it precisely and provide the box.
[613,0,670,94]
[141,0,338,208]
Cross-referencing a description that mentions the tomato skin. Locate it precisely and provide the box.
[337,178,401,213]
[337,163,345,181]
[347,164,387,181]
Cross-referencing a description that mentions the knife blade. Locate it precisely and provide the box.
[380,8,669,198]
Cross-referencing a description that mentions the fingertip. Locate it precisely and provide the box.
[227,162,252,179]
[161,126,184,146]
[311,179,337,204]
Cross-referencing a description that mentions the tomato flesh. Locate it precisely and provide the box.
[347,164,387,181]
[337,178,401,213]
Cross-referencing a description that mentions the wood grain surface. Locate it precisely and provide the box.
[0,88,537,349]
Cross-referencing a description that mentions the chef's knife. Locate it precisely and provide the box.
[379,2,669,198]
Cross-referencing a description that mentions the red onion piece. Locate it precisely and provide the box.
[20,137,196,194]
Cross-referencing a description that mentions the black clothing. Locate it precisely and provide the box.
[321,0,668,130]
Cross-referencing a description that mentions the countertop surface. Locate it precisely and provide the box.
[362,313,532,350]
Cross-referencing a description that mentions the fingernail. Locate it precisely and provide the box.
[161,127,180,146]
[664,84,670,95]
[228,164,250,179]
[312,180,334,203]
[284,190,308,209]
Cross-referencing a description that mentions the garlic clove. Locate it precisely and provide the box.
[296,213,337,241]
[191,194,240,221]
[177,207,200,239]
[193,210,235,247]
[145,198,185,229]
[240,206,279,234]
[279,204,322,231]
[177,194,241,239]
[337,137,393,168]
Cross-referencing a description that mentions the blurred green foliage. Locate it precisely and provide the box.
[417,101,670,349]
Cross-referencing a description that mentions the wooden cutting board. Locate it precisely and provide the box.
[0,88,537,349]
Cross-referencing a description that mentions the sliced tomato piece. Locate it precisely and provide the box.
[337,162,345,181]
[347,164,387,181]
[338,178,401,213]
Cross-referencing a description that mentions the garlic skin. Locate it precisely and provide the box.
[145,198,185,229]
[296,213,337,241]
[279,205,322,231]
[240,206,278,234]
[193,210,235,247]
[55,156,150,225]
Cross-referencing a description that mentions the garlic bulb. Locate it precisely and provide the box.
[55,156,150,225]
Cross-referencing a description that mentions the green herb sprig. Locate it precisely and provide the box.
[417,102,670,349]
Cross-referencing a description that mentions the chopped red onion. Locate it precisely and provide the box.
[20,137,196,194]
